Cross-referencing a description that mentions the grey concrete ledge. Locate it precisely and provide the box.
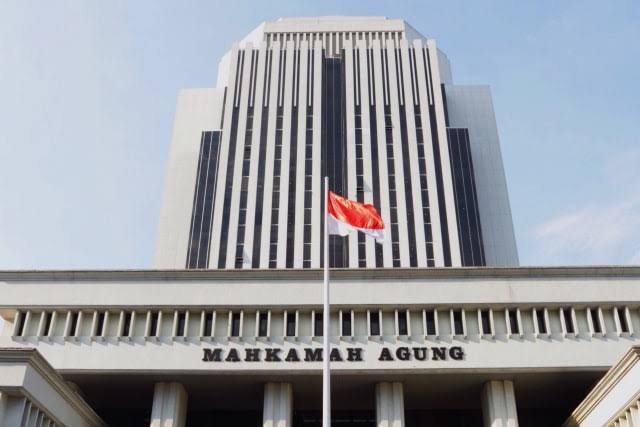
[0,266,640,282]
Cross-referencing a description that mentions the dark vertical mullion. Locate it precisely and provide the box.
[457,130,474,265]
[302,48,313,268]
[186,132,208,268]
[396,48,418,267]
[286,49,300,268]
[461,129,485,265]
[383,48,400,267]
[269,49,286,267]
[448,130,470,265]
[252,50,273,268]
[199,132,221,267]
[424,49,452,266]
[410,48,435,266]
[217,51,245,268]
[234,51,258,268]
[368,75,382,267]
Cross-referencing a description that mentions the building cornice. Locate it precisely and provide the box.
[0,348,107,426]
[0,266,640,282]
[563,345,640,426]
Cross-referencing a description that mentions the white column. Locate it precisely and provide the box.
[376,382,405,427]
[293,40,310,268]
[263,382,293,427]
[259,41,283,268]
[481,380,518,427]
[0,395,27,426]
[150,382,188,427]
[310,39,323,268]
[276,40,296,268]
[225,44,256,268]
[0,391,7,425]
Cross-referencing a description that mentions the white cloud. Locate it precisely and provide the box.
[528,148,640,265]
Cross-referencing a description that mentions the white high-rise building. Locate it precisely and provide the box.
[2,17,639,427]
[155,16,518,270]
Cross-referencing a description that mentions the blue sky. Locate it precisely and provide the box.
[1,0,639,269]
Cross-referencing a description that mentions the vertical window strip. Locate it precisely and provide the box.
[268,50,287,268]
[413,95,434,266]
[233,51,244,107]
[186,132,208,268]
[234,105,255,268]
[396,49,418,267]
[369,52,383,268]
[252,53,273,267]
[286,49,301,268]
[303,101,314,267]
[199,132,222,267]
[424,49,452,266]
[368,49,375,106]
[447,128,485,266]
[302,47,314,267]
[264,50,272,107]
[321,51,349,268]
[381,49,400,267]
[217,53,245,268]
[186,131,222,269]
[463,128,486,265]
[410,48,420,106]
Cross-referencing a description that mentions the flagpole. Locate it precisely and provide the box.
[322,175,331,427]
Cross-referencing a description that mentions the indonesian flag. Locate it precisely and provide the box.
[327,191,385,243]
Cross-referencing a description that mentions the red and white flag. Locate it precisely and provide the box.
[327,191,385,243]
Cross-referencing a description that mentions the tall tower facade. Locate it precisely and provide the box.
[155,16,518,270]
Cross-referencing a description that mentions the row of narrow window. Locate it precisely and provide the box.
[12,306,634,340]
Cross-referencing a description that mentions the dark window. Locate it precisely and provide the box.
[252,103,271,268]
[425,310,436,335]
[314,312,323,337]
[452,310,464,335]
[481,310,492,335]
[590,308,602,334]
[176,312,186,337]
[231,312,241,337]
[258,312,269,337]
[395,50,418,267]
[370,311,381,336]
[186,131,222,269]
[424,76,451,265]
[369,102,383,267]
[617,308,630,333]
[447,127,485,266]
[96,311,105,337]
[563,308,575,334]
[43,312,53,336]
[204,313,213,337]
[536,309,547,334]
[342,311,352,336]
[123,312,133,337]
[69,312,79,337]
[321,53,349,268]
[508,309,519,335]
[150,312,159,337]
[398,310,408,336]
[15,311,26,336]
[286,312,296,337]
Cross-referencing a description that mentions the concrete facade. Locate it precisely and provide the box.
[154,16,518,270]
[1,268,640,425]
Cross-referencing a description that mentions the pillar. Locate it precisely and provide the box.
[482,380,518,427]
[376,382,405,427]
[0,392,6,425]
[150,382,188,427]
[263,382,293,427]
